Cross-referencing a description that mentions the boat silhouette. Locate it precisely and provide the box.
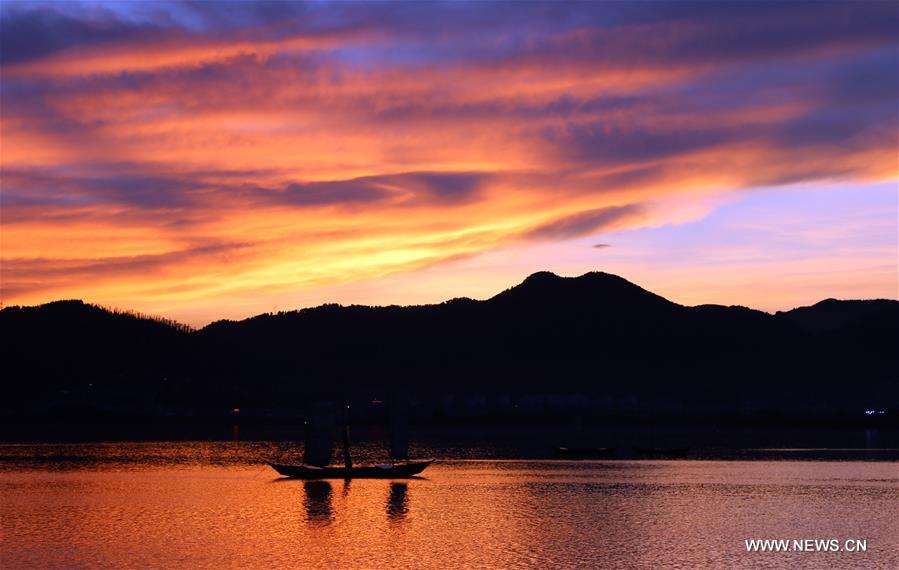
[270,460,433,479]
[270,398,432,479]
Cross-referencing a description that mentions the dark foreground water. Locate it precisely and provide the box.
[1,442,897,569]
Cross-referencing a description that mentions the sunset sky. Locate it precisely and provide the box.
[1,1,896,325]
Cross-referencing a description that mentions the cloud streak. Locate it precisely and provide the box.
[1,1,896,321]
[524,206,643,241]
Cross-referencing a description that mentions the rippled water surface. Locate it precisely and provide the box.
[1,443,897,569]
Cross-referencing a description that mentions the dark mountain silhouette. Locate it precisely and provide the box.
[0,300,190,416]
[1,272,896,424]
[776,298,899,333]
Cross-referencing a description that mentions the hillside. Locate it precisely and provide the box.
[1,273,896,423]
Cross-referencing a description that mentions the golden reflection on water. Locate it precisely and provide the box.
[1,452,897,569]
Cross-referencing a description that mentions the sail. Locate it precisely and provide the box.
[389,394,410,460]
[303,412,335,467]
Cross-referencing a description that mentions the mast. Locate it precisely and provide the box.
[303,411,335,467]
[389,392,410,462]
[342,424,353,470]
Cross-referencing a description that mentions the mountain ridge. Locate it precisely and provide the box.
[1,271,896,424]
[7,271,890,330]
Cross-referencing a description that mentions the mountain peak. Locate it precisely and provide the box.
[489,270,677,312]
[777,298,899,333]
[518,270,626,288]
[520,271,563,284]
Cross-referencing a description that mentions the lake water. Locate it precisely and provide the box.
[1,442,897,569]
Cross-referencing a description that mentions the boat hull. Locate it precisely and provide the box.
[269,460,433,479]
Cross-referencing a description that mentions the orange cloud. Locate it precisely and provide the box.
[1,2,896,323]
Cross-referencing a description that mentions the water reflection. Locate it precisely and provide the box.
[302,481,333,524]
[301,479,410,524]
[3,458,898,568]
[386,482,409,521]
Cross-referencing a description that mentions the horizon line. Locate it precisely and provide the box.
[3,270,896,330]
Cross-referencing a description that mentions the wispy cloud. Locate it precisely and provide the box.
[523,206,643,241]
[1,1,895,321]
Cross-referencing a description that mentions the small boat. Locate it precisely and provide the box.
[554,446,615,459]
[635,447,689,459]
[271,395,432,479]
[269,460,433,479]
